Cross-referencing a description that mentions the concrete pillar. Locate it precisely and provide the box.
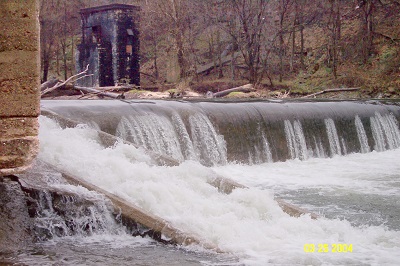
[0,0,40,175]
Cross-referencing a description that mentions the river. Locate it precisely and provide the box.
[3,99,400,265]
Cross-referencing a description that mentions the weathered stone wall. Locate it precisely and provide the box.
[0,176,34,253]
[0,0,40,175]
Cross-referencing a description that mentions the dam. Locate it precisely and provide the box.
[8,98,395,265]
[2,0,398,264]
[41,99,400,165]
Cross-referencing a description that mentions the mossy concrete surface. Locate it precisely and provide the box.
[0,0,40,175]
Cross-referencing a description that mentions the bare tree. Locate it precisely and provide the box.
[289,0,298,72]
[39,0,82,82]
[39,0,59,82]
[154,0,192,80]
[225,0,270,85]
[141,1,165,80]
[326,0,341,79]
[276,0,293,82]
[356,0,376,63]
[200,0,228,79]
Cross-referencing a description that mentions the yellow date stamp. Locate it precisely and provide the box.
[304,243,353,253]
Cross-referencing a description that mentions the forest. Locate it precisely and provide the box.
[39,0,400,98]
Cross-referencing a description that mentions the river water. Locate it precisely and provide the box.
[5,115,396,266]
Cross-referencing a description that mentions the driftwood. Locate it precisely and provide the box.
[302,87,359,98]
[77,86,127,99]
[40,78,61,91]
[41,65,92,97]
[74,86,126,99]
[207,83,254,98]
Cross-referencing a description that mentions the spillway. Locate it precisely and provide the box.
[7,99,399,265]
[41,99,400,165]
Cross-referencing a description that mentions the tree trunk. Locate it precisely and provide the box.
[300,24,305,69]
[70,35,74,77]
[176,33,186,80]
[56,43,60,76]
[299,1,305,69]
[279,8,285,83]
[290,28,295,72]
[153,36,159,79]
[42,56,50,83]
[231,51,236,81]
[362,0,375,63]
[217,30,223,78]
[279,32,284,82]
[290,3,298,72]
[62,43,68,81]
[63,4,68,81]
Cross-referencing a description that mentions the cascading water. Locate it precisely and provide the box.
[324,118,343,156]
[371,112,400,151]
[116,114,187,162]
[18,99,400,265]
[355,115,370,153]
[284,120,309,160]
[115,109,226,166]
[32,189,119,241]
[41,99,400,164]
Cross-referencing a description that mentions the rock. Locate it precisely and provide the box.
[0,177,33,253]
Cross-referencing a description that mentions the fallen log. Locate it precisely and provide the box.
[74,86,126,99]
[302,87,359,98]
[76,86,133,99]
[207,83,255,98]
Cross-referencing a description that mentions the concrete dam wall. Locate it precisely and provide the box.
[41,99,400,165]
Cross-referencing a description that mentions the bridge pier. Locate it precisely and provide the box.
[0,0,40,175]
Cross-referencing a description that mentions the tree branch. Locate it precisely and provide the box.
[373,31,400,43]
[41,64,91,97]
[302,88,359,98]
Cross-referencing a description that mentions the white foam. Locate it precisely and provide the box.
[214,149,400,196]
[38,116,400,265]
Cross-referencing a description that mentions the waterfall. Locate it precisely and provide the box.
[324,118,342,156]
[171,113,197,161]
[116,114,185,161]
[261,132,273,163]
[312,136,327,158]
[370,112,400,151]
[32,189,121,241]
[188,112,227,166]
[41,100,400,165]
[284,120,308,160]
[33,100,400,266]
[355,115,370,153]
[115,110,226,166]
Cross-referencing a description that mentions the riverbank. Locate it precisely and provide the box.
[42,84,397,101]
